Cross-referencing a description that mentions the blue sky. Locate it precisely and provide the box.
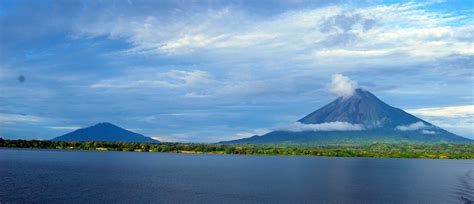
[0,0,473,142]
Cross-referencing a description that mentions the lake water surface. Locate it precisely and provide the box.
[1,148,473,203]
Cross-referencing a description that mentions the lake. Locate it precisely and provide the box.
[0,148,473,203]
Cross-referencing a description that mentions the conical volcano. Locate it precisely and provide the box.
[221,89,472,144]
[51,122,158,143]
[299,89,425,129]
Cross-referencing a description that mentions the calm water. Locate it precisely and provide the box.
[0,148,473,203]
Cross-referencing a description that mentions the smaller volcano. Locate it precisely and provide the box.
[51,122,158,143]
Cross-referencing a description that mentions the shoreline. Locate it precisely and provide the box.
[1,141,473,159]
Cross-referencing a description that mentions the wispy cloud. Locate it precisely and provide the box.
[74,2,473,62]
[405,105,473,137]
[395,121,431,131]
[91,69,212,89]
[47,126,81,131]
[395,122,440,135]
[233,128,270,139]
[0,113,50,124]
[278,121,365,132]
[406,105,474,118]
[424,117,472,138]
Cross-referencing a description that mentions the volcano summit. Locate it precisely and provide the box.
[222,89,472,145]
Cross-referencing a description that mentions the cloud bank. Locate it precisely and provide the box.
[330,74,358,97]
[406,105,474,118]
[72,2,474,60]
[406,105,473,137]
[395,121,430,131]
[279,121,365,132]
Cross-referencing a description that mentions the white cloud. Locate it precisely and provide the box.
[278,121,365,132]
[314,49,392,58]
[214,80,268,97]
[183,76,289,98]
[330,74,358,97]
[73,2,473,63]
[148,136,175,142]
[157,33,278,54]
[395,121,430,131]
[406,105,474,118]
[91,69,212,89]
[47,126,80,130]
[149,132,199,143]
[423,117,473,138]
[183,92,211,98]
[234,128,271,139]
[405,105,474,138]
[421,130,436,135]
[150,136,166,142]
[70,1,474,106]
[0,113,50,124]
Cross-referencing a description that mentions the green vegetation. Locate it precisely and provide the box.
[0,138,473,159]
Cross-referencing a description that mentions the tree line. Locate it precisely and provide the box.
[0,138,472,159]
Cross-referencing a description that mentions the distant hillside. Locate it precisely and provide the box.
[222,89,472,145]
[51,122,158,143]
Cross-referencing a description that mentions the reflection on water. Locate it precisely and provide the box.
[0,148,473,203]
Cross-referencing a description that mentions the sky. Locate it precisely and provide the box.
[0,0,473,142]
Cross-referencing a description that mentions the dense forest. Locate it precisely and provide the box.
[1,138,473,159]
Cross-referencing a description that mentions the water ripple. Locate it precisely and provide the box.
[452,170,474,204]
